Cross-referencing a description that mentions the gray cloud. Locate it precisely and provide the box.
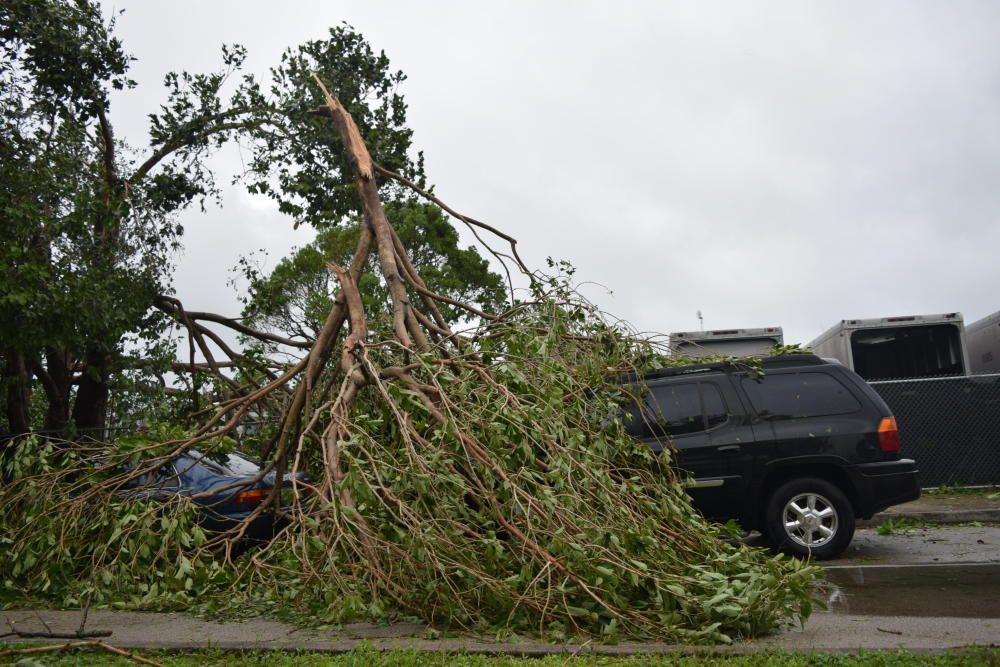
[107,0,1000,344]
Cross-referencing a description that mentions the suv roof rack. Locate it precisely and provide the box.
[640,353,825,381]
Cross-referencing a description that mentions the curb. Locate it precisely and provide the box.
[823,561,1000,585]
[858,508,1000,527]
[3,637,996,657]
[4,609,999,655]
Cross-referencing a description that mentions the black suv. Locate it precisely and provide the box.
[624,354,920,559]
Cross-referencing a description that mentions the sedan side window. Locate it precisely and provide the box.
[123,462,180,490]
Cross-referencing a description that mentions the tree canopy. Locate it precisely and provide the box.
[0,2,478,439]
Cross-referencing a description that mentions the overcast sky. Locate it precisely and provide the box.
[104,1,1000,346]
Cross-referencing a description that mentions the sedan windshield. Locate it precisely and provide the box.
[174,451,261,482]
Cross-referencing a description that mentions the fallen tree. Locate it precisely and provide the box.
[0,77,816,643]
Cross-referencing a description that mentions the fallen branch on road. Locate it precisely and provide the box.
[1,603,110,640]
[0,641,164,667]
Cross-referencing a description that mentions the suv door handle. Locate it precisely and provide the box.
[716,445,741,453]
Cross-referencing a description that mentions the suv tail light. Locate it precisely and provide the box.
[878,417,900,454]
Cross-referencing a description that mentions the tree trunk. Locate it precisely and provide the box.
[69,109,118,440]
[34,348,72,434]
[3,350,31,437]
[72,347,109,437]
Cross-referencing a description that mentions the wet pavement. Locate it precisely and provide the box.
[821,525,1000,619]
[868,491,1000,524]
[743,524,1000,620]
[823,562,1000,618]
[839,524,1000,565]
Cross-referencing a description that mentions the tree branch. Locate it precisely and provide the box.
[0,642,163,667]
[154,295,312,349]
[96,106,118,193]
[373,162,534,285]
[129,107,269,184]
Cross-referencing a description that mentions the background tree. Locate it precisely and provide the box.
[1,0,322,438]
[1,0,139,437]
[241,25,425,229]
[0,4,432,440]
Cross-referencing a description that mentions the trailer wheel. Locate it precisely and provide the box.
[763,477,855,560]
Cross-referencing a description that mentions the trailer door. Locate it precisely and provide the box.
[850,323,965,379]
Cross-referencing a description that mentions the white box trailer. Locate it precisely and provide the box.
[807,313,969,380]
[669,327,783,358]
[967,310,1000,374]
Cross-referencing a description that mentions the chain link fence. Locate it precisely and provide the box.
[869,373,1000,488]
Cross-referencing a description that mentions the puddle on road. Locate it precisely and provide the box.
[821,563,1000,618]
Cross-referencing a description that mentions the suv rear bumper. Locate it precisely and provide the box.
[850,458,921,519]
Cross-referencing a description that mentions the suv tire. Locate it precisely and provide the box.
[763,477,855,560]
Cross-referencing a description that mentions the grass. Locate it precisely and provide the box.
[875,517,922,535]
[871,517,997,535]
[2,647,1000,666]
[924,486,1000,500]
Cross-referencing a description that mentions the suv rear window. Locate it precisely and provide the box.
[702,383,728,428]
[741,372,860,419]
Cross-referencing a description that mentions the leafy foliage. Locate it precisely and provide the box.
[0,0,133,116]
[0,436,227,608]
[0,280,818,643]
[241,24,424,228]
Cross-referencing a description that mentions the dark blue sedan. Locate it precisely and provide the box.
[121,450,310,541]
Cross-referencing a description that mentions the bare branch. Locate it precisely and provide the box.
[0,641,163,667]
[154,295,312,349]
[310,75,414,348]
[2,614,111,640]
[373,162,535,285]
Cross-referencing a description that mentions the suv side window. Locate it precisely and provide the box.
[741,371,861,420]
[702,382,729,429]
[647,383,703,436]
[628,381,730,437]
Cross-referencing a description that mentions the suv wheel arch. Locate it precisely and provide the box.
[755,463,860,530]
[762,476,856,560]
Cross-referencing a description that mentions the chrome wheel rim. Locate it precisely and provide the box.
[782,492,838,549]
